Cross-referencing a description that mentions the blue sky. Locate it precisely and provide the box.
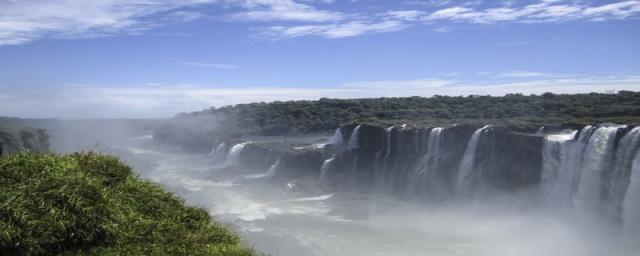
[0,0,639,118]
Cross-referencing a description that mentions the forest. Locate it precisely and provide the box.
[154,91,640,150]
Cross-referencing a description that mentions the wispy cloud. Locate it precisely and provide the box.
[229,0,343,22]
[2,74,638,118]
[176,62,242,69]
[259,20,407,39]
[497,71,553,78]
[1,0,640,44]
[0,0,218,46]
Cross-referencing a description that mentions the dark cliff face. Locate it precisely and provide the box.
[324,123,545,196]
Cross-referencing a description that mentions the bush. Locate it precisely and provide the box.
[0,152,255,256]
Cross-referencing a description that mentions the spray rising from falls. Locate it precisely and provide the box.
[456,125,490,199]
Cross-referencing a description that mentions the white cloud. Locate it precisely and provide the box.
[1,0,639,44]
[2,75,638,118]
[0,0,217,46]
[229,0,343,22]
[498,71,553,78]
[176,62,242,69]
[259,20,407,39]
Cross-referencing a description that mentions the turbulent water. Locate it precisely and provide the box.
[60,123,640,256]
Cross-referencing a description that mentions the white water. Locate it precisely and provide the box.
[540,130,579,208]
[456,125,490,198]
[320,156,335,177]
[328,128,344,147]
[211,142,228,162]
[623,151,640,233]
[87,132,640,256]
[265,158,282,177]
[226,142,250,165]
[348,125,361,150]
[574,126,623,213]
[409,127,444,195]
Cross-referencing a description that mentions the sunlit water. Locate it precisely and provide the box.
[103,135,638,256]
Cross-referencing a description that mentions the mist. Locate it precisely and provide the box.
[31,118,640,256]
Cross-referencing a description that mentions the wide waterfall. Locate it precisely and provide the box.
[456,125,490,199]
[574,125,624,213]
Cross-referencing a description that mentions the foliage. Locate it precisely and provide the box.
[0,152,255,256]
[154,91,640,150]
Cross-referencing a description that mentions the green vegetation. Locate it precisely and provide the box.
[154,91,640,150]
[0,152,255,256]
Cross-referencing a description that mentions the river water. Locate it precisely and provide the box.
[94,134,638,256]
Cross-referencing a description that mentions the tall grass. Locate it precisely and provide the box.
[0,152,256,256]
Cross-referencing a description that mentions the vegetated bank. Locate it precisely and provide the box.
[153,91,640,152]
[0,152,255,256]
[0,119,256,255]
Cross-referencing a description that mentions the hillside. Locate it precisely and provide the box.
[154,91,640,151]
[0,122,49,154]
[0,152,255,256]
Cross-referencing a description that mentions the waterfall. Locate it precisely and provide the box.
[348,125,361,150]
[574,125,623,213]
[623,151,640,233]
[377,126,395,190]
[320,156,336,177]
[328,127,344,146]
[409,127,444,195]
[265,158,281,177]
[211,142,228,162]
[226,142,250,165]
[605,127,640,220]
[540,130,579,208]
[456,125,490,198]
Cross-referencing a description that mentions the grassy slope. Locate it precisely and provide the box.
[0,152,255,256]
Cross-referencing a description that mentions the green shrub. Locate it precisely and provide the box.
[0,152,255,256]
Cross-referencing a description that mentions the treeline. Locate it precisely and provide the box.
[154,91,640,150]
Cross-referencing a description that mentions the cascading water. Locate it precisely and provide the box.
[540,126,597,209]
[348,125,361,150]
[320,156,336,177]
[408,127,444,195]
[540,130,579,208]
[211,142,229,163]
[456,125,490,199]
[623,152,640,233]
[328,127,344,147]
[574,125,624,213]
[600,127,640,222]
[265,158,281,177]
[226,142,250,165]
[375,126,395,190]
